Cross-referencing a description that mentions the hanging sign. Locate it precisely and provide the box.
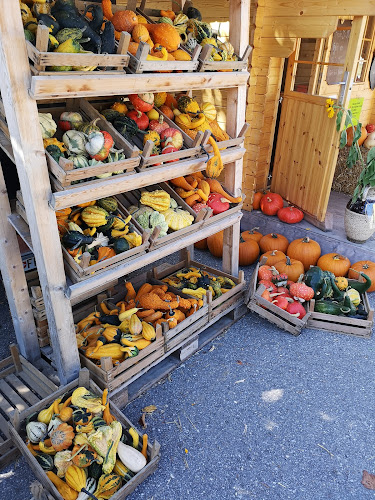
[348,97,364,126]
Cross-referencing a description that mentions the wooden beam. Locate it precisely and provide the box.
[0,164,40,362]
[262,16,338,39]
[0,0,80,384]
[263,0,375,16]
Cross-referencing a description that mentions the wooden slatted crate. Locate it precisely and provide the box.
[198,44,252,72]
[246,262,310,336]
[42,99,140,191]
[8,369,160,499]
[0,345,58,470]
[116,182,208,250]
[307,297,374,338]
[90,99,209,169]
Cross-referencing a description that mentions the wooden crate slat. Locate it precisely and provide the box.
[0,380,31,414]
[4,374,40,406]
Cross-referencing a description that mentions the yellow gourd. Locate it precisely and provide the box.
[46,471,78,500]
[59,407,73,423]
[161,208,194,230]
[129,314,142,335]
[65,464,87,492]
[335,276,348,291]
[37,402,55,424]
[141,322,156,341]
[201,102,217,122]
[140,190,170,212]
[346,288,361,306]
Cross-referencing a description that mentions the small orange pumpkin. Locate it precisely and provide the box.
[159,105,174,121]
[259,233,289,254]
[348,261,375,292]
[50,423,75,451]
[241,228,263,243]
[252,190,269,210]
[207,231,223,258]
[260,250,286,266]
[274,256,305,282]
[287,237,321,272]
[131,24,149,43]
[194,238,208,250]
[317,253,351,277]
[239,237,259,266]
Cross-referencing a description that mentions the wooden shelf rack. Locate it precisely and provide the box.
[0,0,250,386]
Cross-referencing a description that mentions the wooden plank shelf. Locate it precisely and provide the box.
[30,71,250,101]
[67,211,242,304]
[0,345,58,470]
[8,213,33,252]
[50,146,245,210]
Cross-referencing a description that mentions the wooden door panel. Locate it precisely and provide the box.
[271,96,339,221]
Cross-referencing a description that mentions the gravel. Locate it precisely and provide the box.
[1,254,375,499]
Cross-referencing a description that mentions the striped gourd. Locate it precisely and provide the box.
[81,206,109,227]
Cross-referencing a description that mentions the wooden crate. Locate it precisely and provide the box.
[8,369,160,499]
[153,254,246,321]
[246,262,310,336]
[90,99,209,169]
[42,99,140,190]
[181,121,249,153]
[307,297,374,338]
[0,345,58,470]
[29,286,51,347]
[116,182,208,250]
[198,44,252,72]
[27,19,130,76]
[62,201,150,283]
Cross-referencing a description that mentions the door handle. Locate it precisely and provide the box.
[338,71,350,106]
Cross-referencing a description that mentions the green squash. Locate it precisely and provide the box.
[97,197,118,213]
[67,154,89,169]
[112,237,130,254]
[77,118,101,135]
[101,109,122,123]
[113,116,140,139]
[46,145,64,163]
[24,29,35,43]
[63,130,87,155]
[48,35,59,51]
[56,27,86,44]
[39,113,57,139]
[96,216,114,234]
[35,453,54,471]
[88,461,103,481]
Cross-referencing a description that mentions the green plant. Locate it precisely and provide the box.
[327,98,375,204]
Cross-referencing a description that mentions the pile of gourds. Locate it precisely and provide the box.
[21,0,120,71]
[39,111,125,179]
[128,189,194,236]
[169,173,242,212]
[56,197,142,265]
[24,385,148,499]
[161,266,236,300]
[76,280,204,364]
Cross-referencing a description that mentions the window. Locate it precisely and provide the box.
[354,17,375,83]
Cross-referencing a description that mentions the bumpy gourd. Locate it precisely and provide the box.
[81,206,109,228]
[140,190,170,212]
[50,423,75,451]
[162,208,194,230]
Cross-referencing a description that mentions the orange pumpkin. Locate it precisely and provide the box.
[194,239,208,250]
[241,228,263,243]
[274,256,305,282]
[111,10,138,33]
[317,253,351,277]
[146,23,180,52]
[348,261,375,292]
[287,237,321,272]
[346,125,367,147]
[260,250,286,266]
[159,105,174,120]
[239,237,259,266]
[164,94,178,110]
[252,190,269,210]
[207,231,223,258]
[128,41,139,56]
[259,233,289,254]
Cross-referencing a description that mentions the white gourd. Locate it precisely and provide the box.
[364,131,375,149]
[77,478,96,500]
[116,441,146,473]
[63,130,87,155]
[26,421,48,443]
[38,113,57,139]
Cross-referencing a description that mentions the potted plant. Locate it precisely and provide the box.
[327,99,375,243]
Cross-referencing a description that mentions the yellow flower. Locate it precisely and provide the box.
[326,98,334,108]
[327,107,335,119]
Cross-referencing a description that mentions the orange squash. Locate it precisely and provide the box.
[111,10,138,33]
[131,24,149,42]
[194,238,208,250]
[164,93,178,110]
[207,231,223,258]
[239,237,259,266]
[128,41,139,56]
[253,190,269,210]
[170,49,191,61]
[159,105,174,120]
[146,23,180,52]
[317,253,351,277]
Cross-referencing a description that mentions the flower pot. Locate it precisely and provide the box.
[345,187,375,243]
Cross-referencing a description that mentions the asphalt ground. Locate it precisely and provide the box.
[1,252,375,499]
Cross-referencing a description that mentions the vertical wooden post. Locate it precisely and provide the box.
[0,164,40,362]
[222,0,250,275]
[0,0,80,384]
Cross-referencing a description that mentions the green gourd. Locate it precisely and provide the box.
[113,116,140,139]
[67,154,89,169]
[101,109,122,123]
[112,237,130,254]
[39,113,57,139]
[46,145,64,163]
[77,118,101,135]
[35,453,54,471]
[63,130,87,155]
[97,197,118,213]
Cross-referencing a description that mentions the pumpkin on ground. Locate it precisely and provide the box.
[252,190,269,210]
[259,250,286,266]
[287,237,321,272]
[239,237,259,266]
[241,228,263,243]
[274,256,305,282]
[194,238,208,250]
[317,253,351,277]
[346,125,367,147]
[259,233,289,254]
[259,192,284,216]
[277,206,304,224]
[207,231,223,257]
[348,261,375,292]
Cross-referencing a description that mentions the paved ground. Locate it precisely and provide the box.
[1,252,375,499]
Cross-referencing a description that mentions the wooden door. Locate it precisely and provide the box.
[271,18,367,222]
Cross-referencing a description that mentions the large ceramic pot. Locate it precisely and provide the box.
[345,186,375,243]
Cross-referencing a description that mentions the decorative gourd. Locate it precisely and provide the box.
[346,288,361,306]
[146,23,180,52]
[335,277,348,290]
[48,416,63,436]
[143,130,161,146]
[252,190,269,210]
[128,93,154,113]
[200,102,217,122]
[140,190,170,212]
[286,237,321,272]
[113,115,140,139]
[158,16,173,25]
[117,441,147,473]
[259,192,284,216]
[77,478,97,500]
[141,322,156,341]
[127,110,149,131]
[277,206,304,224]
[101,109,122,123]
[65,464,87,492]
[259,233,289,254]
[260,250,286,266]
[26,421,48,443]
[239,237,260,266]
[35,453,54,471]
[289,282,314,302]
[39,113,57,139]
[37,402,55,424]
[349,261,375,292]
[81,206,109,228]
[113,238,130,254]
[54,450,73,478]
[110,101,128,114]
[274,256,305,283]
[149,116,169,134]
[67,155,89,169]
[173,13,189,34]
[50,423,75,451]
[113,459,135,482]
[241,228,263,243]
[71,445,97,468]
[63,130,87,155]
[132,24,149,42]
[111,9,138,33]
[317,253,351,277]
[177,95,200,114]
[160,127,183,150]
[97,197,118,213]
[188,19,212,43]
[58,111,84,131]
[218,40,234,57]
[93,473,122,498]
[46,471,78,500]
[77,118,101,135]
[162,208,194,230]
[59,406,73,423]
[88,461,103,480]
